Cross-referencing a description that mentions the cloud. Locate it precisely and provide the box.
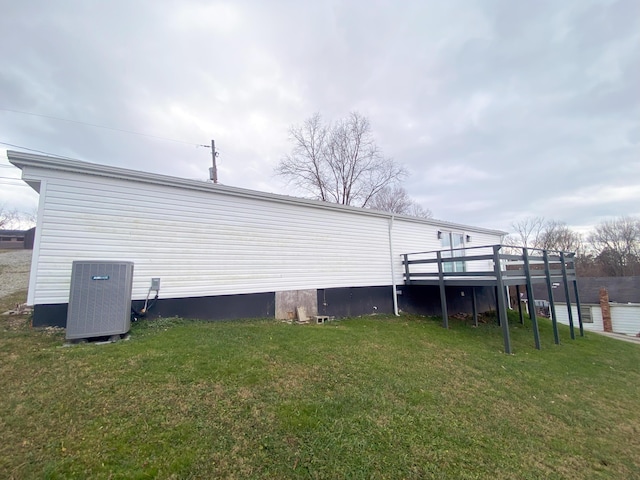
[0,0,637,236]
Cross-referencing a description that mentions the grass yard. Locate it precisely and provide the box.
[1,295,639,479]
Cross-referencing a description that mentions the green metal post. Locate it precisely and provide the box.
[437,251,449,329]
[560,252,575,340]
[523,248,541,350]
[493,245,512,354]
[543,250,560,345]
[403,254,411,285]
[573,279,585,337]
[516,284,524,325]
[472,287,478,327]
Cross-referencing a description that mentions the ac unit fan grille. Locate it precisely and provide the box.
[66,261,134,340]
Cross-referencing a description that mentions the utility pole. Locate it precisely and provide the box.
[208,139,219,184]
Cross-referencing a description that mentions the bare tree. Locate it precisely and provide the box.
[368,185,412,214]
[507,217,582,251]
[277,113,329,201]
[509,216,640,277]
[588,216,640,276]
[507,216,546,249]
[368,185,432,218]
[0,204,19,229]
[538,220,583,252]
[0,205,37,230]
[22,207,38,227]
[408,203,433,219]
[276,112,406,207]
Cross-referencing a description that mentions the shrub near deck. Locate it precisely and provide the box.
[1,313,639,479]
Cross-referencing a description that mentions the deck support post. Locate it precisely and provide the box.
[436,251,449,329]
[523,248,541,350]
[472,287,478,327]
[543,250,560,345]
[560,252,575,340]
[515,284,524,325]
[493,245,511,354]
[494,286,500,326]
[403,254,411,285]
[573,278,585,337]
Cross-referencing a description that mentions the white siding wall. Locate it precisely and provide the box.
[390,223,498,278]
[390,220,441,280]
[27,167,503,305]
[555,304,604,332]
[555,303,640,335]
[466,234,501,273]
[610,304,640,335]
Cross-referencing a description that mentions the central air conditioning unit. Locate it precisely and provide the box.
[66,261,134,340]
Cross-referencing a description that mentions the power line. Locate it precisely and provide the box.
[0,107,207,147]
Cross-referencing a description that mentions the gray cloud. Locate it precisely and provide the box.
[1,0,638,235]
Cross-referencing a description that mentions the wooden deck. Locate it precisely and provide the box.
[402,245,584,354]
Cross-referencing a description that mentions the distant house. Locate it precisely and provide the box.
[533,277,640,336]
[0,228,35,249]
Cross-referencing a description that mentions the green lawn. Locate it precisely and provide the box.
[1,297,639,479]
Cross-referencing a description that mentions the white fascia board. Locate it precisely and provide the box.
[8,150,507,237]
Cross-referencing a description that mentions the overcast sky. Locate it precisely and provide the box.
[1,0,638,234]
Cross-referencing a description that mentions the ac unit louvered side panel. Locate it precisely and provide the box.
[66,261,134,339]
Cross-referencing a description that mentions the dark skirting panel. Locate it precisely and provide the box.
[143,292,275,321]
[32,286,496,328]
[317,286,395,317]
[33,303,69,328]
[398,285,496,317]
[32,292,276,328]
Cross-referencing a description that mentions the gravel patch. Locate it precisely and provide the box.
[0,250,32,298]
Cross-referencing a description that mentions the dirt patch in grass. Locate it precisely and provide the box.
[1,290,31,333]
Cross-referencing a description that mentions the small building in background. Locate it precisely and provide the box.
[0,227,35,249]
[533,277,640,336]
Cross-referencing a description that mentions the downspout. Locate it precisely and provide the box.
[388,215,400,316]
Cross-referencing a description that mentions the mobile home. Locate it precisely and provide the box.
[9,150,506,328]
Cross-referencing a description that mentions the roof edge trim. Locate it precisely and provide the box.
[7,150,507,236]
